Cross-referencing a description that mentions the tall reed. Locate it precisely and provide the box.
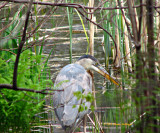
[66,0,73,63]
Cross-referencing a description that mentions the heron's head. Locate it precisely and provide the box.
[75,55,119,86]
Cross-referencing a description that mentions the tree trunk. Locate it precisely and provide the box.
[146,0,158,132]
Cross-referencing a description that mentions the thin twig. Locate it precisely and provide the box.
[0,1,8,9]
[117,0,133,40]
[87,114,99,132]
[0,5,25,35]
[93,112,104,133]
[76,8,118,63]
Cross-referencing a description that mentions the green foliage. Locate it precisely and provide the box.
[74,91,94,103]
[0,50,53,132]
[73,91,94,112]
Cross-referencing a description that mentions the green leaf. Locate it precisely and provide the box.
[72,104,76,108]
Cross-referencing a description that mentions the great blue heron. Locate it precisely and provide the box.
[53,55,119,132]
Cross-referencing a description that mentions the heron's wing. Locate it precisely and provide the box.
[53,64,92,128]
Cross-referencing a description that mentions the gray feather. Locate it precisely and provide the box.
[52,64,92,130]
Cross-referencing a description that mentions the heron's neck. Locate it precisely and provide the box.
[75,60,93,77]
[75,60,88,70]
[87,70,94,78]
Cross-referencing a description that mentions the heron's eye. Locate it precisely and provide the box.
[95,62,99,66]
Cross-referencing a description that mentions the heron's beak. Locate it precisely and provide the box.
[91,64,119,86]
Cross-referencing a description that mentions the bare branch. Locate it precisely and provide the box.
[76,8,118,64]
[0,84,63,94]
[13,0,33,89]
[2,0,154,11]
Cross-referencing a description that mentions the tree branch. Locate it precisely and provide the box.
[76,8,118,63]
[138,0,143,41]
[117,0,133,40]
[4,0,155,11]
[0,84,63,94]
[127,0,139,47]
[13,0,33,89]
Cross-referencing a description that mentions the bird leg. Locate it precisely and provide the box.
[83,114,87,133]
